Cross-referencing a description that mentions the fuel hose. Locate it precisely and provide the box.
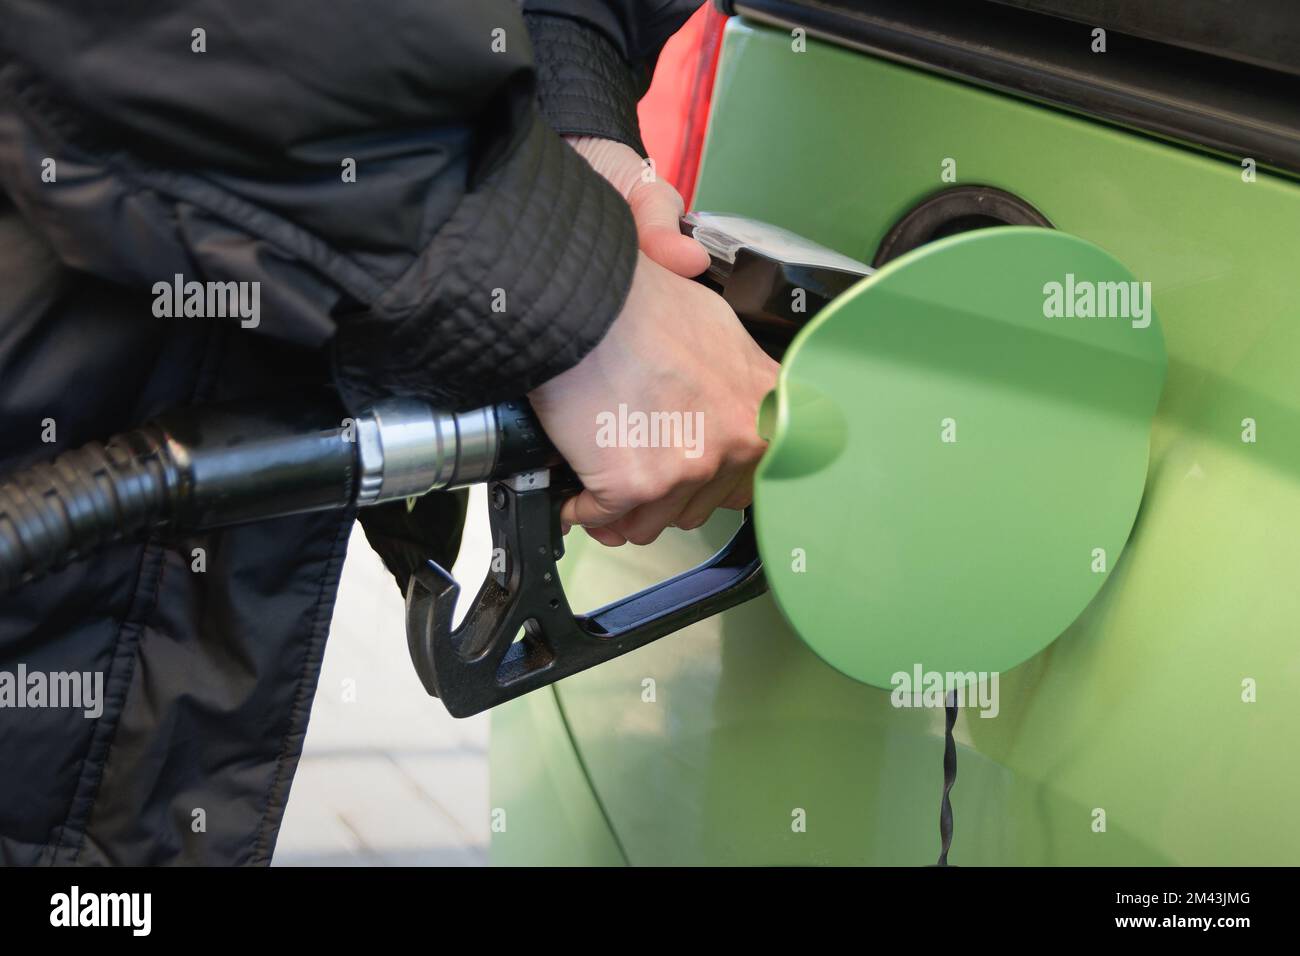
[0,392,556,593]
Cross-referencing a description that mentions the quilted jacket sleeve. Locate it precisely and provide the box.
[0,0,639,412]
[523,2,706,155]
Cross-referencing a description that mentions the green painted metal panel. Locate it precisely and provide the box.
[489,688,625,866]
[756,227,1166,689]
[496,20,1300,865]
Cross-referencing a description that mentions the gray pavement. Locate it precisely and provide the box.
[275,488,493,866]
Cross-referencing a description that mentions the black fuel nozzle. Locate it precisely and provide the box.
[682,210,873,351]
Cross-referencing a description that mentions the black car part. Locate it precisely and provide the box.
[718,0,1300,176]
[872,185,1051,266]
[685,210,874,351]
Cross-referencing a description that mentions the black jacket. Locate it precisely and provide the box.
[0,0,701,865]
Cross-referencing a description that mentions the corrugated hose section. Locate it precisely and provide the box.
[0,427,173,592]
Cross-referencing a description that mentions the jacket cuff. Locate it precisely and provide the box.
[332,110,638,413]
[524,12,648,156]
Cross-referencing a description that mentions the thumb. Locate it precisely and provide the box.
[627,179,711,278]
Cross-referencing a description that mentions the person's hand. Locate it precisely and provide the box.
[528,252,779,547]
[566,135,711,278]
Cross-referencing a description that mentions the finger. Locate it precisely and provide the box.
[583,525,628,548]
[674,469,748,532]
[719,467,759,511]
[715,448,764,512]
[720,484,755,511]
[560,489,630,530]
[605,481,703,546]
[627,180,711,278]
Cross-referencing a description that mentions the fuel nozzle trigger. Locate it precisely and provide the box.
[404,465,764,717]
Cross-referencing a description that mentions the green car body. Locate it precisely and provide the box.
[491,18,1300,866]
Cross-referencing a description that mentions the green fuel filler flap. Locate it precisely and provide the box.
[754,227,1166,688]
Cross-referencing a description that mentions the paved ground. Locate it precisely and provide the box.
[275,488,493,866]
